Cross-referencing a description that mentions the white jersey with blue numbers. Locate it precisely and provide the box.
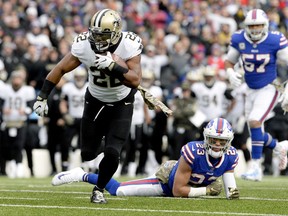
[71,31,143,103]
[228,30,288,89]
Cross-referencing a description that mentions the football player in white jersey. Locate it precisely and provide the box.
[2,69,36,178]
[59,66,88,171]
[33,9,143,203]
[51,118,239,200]
[0,64,7,175]
[225,9,288,181]
[191,66,235,140]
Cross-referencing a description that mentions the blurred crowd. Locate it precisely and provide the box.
[1,0,288,178]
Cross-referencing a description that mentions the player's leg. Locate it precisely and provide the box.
[80,91,112,203]
[265,134,288,171]
[116,175,164,196]
[51,167,121,194]
[51,167,164,197]
[242,86,279,181]
[91,103,133,203]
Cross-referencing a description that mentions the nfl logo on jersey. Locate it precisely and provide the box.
[239,43,245,50]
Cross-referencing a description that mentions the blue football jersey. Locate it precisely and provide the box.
[230,30,288,89]
[162,141,238,196]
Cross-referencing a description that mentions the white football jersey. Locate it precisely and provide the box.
[71,31,143,103]
[61,82,88,118]
[147,85,163,119]
[141,54,169,80]
[132,91,145,125]
[191,81,228,120]
[0,80,6,100]
[2,84,36,122]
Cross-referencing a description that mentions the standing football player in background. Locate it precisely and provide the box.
[59,66,88,171]
[33,9,143,203]
[225,9,288,181]
[51,118,240,200]
[191,66,235,140]
[0,60,7,176]
[2,69,36,178]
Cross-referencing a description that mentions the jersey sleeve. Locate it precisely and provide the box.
[71,32,94,63]
[116,32,143,60]
[278,32,288,50]
[225,146,239,171]
[225,31,242,64]
[26,86,36,101]
[229,30,244,50]
[180,142,196,166]
[277,46,288,64]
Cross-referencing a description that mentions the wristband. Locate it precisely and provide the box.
[188,187,206,197]
[111,63,129,81]
[39,79,56,99]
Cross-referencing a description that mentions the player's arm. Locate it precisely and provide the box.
[41,53,81,98]
[224,89,236,114]
[276,47,288,112]
[173,156,222,197]
[172,156,195,197]
[25,99,35,115]
[222,170,239,199]
[33,53,81,117]
[225,46,242,88]
[122,54,142,88]
[276,46,288,65]
[173,156,214,197]
[224,46,239,69]
[95,52,142,89]
[172,156,194,197]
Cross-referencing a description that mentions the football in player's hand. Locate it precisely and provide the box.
[100,53,128,76]
[111,53,128,69]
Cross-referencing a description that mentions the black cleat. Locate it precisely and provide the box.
[90,186,107,204]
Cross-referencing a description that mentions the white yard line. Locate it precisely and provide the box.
[1,189,288,202]
[0,204,287,216]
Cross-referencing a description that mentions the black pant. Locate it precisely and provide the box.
[81,89,135,189]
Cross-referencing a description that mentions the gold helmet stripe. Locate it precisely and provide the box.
[90,9,110,28]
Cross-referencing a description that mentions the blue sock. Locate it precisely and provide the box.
[250,127,264,159]
[263,133,277,149]
[84,173,98,185]
[84,173,120,196]
[105,179,120,196]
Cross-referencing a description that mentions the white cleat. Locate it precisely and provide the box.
[275,140,288,171]
[51,167,85,186]
[241,163,263,181]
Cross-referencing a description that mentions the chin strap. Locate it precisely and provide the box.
[137,85,173,117]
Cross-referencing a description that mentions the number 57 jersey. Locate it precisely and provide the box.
[169,141,239,189]
[71,31,143,103]
[229,30,288,89]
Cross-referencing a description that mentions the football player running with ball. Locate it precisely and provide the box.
[33,9,143,203]
[52,118,240,200]
[225,9,288,181]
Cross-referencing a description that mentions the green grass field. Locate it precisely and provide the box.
[0,175,288,216]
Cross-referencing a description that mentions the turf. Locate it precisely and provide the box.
[0,176,287,216]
